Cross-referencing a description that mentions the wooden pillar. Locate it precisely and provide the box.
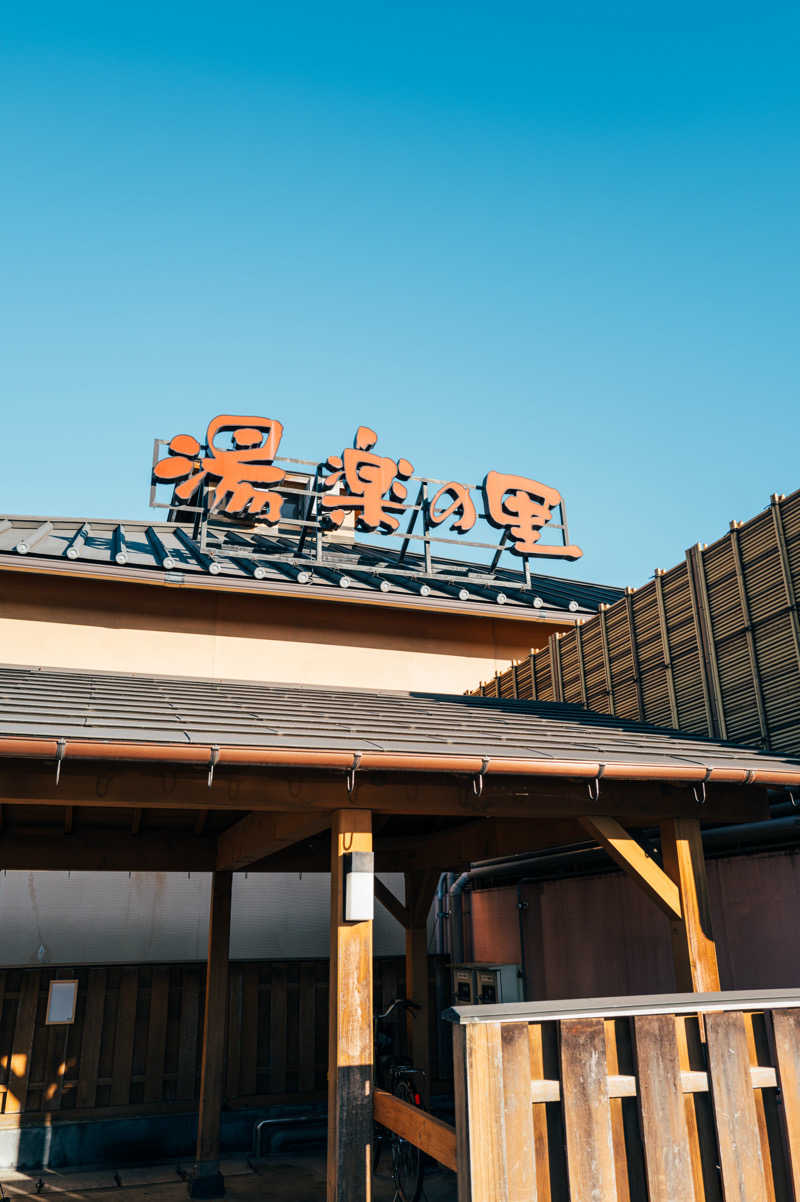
[327,810,373,1202]
[189,870,232,1199]
[404,870,437,1106]
[660,819,720,993]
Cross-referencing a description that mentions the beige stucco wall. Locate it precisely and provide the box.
[0,569,566,963]
[0,571,566,692]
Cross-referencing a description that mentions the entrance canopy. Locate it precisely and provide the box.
[0,663,798,877]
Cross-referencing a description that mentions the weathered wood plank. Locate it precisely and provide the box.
[634,1014,696,1202]
[559,1018,618,1201]
[176,969,201,1102]
[373,1088,457,1172]
[5,971,40,1115]
[771,1008,800,1198]
[239,965,259,1097]
[269,965,288,1095]
[195,870,232,1165]
[226,965,243,1100]
[453,1024,472,1202]
[527,1023,552,1202]
[110,968,138,1107]
[706,1009,769,1202]
[500,1023,536,1201]
[76,968,106,1109]
[463,1022,507,1202]
[144,967,170,1104]
[604,1018,631,1202]
[298,964,316,1093]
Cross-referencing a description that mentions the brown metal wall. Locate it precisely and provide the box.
[469,849,800,1000]
[472,489,800,756]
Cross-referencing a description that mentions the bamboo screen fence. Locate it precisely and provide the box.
[471,490,800,757]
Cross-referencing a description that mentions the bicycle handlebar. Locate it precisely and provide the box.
[375,997,421,1023]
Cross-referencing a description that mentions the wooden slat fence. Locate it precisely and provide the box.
[472,489,800,758]
[449,989,800,1202]
[0,956,448,1124]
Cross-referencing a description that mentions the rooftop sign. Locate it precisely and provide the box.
[151,415,581,590]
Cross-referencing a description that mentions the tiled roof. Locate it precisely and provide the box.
[0,513,623,621]
[1,663,799,783]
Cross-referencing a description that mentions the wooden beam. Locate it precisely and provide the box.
[373,1089,457,1171]
[327,810,373,1202]
[382,817,585,871]
[130,808,143,835]
[579,815,681,920]
[216,811,332,871]
[64,806,73,835]
[660,818,720,992]
[0,831,217,872]
[190,871,231,1199]
[0,760,770,824]
[374,877,409,928]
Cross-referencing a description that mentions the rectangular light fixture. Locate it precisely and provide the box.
[344,850,374,922]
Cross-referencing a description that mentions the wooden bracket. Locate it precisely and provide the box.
[374,877,410,928]
[216,811,331,871]
[580,815,682,920]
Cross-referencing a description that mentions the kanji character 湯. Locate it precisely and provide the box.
[153,415,286,521]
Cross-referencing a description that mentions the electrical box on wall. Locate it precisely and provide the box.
[451,963,523,1005]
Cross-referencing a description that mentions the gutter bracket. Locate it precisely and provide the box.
[346,752,361,796]
[55,738,66,786]
[472,757,490,797]
[693,777,708,806]
[207,745,220,788]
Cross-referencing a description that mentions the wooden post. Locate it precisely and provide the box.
[660,819,720,993]
[404,870,438,1107]
[189,870,232,1199]
[327,810,373,1202]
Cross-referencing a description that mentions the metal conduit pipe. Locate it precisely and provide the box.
[451,796,800,987]
[449,843,599,962]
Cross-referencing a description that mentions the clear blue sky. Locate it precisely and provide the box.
[2,3,798,588]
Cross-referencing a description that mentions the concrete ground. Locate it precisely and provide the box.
[0,1154,458,1200]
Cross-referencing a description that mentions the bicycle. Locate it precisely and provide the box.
[373,997,426,1202]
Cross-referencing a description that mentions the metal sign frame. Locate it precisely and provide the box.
[149,419,581,596]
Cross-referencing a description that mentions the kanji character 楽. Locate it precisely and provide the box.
[321,426,414,534]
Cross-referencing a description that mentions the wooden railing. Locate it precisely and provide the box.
[447,988,800,1202]
[373,1089,457,1172]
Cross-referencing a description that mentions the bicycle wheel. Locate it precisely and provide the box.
[390,1079,425,1202]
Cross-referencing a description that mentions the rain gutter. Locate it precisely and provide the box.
[0,736,798,787]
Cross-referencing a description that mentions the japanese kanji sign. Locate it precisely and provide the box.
[152,414,582,561]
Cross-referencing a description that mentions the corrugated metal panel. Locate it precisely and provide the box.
[3,663,800,773]
[472,488,800,759]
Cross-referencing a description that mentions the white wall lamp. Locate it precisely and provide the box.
[343,851,374,922]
